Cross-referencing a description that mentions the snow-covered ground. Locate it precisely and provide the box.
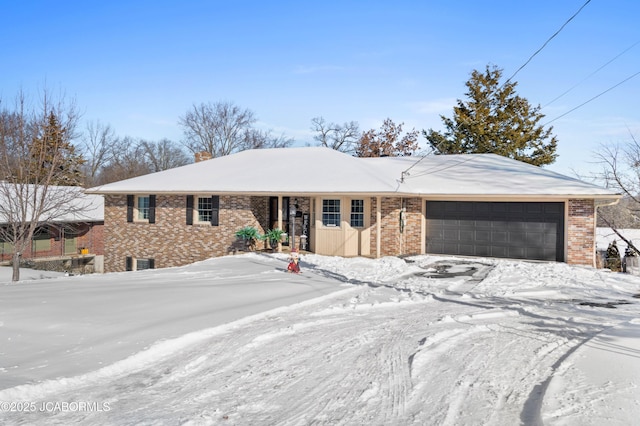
[1,253,639,425]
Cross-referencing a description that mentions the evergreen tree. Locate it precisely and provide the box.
[29,112,85,186]
[423,65,558,166]
[356,118,419,158]
[605,240,622,272]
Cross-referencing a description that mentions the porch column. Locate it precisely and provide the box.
[376,196,381,258]
[421,198,426,254]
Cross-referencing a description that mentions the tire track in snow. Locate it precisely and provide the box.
[1,284,615,426]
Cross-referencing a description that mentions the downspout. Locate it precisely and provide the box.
[376,196,381,258]
[399,198,405,255]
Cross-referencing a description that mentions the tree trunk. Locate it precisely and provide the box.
[12,252,20,282]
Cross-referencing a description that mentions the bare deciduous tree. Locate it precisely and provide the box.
[178,101,258,158]
[595,134,640,254]
[310,117,360,153]
[95,136,151,184]
[239,129,293,151]
[139,138,191,172]
[79,120,117,187]
[0,90,89,281]
[89,136,191,184]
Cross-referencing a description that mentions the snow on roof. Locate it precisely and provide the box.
[55,190,104,222]
[86,147,619,198]
[0,183,104,224]
[375,153,618,196]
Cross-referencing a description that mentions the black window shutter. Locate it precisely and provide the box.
[125,256,133,271]
[186,195,194,225]
[149,258,155,269]
[149,195,156,224]
[211,196,219,226]
[126,195,134,223]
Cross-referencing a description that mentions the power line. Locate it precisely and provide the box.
[504,0,592,85]
[543,40,640,108]
[543,70,640,126]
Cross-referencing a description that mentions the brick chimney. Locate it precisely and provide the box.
[195,151,213,162]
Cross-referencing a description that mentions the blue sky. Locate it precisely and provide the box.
[2,0,639,176]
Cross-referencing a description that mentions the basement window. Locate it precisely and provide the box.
[136,258,154,270]
[126,256,155,271]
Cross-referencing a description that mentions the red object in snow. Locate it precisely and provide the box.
[287,249,301,273]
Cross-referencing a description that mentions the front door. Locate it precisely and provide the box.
[269,197,290,246]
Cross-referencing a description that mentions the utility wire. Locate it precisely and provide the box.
[504,0,592,85]
[543,40,640,108]
[543,70,640,126]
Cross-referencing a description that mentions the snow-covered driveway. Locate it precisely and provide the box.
[1,254,639,425]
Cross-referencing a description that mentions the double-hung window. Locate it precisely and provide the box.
[127,195,156,224]
[197,197,213,223]
[186,195,219,226]
[322,199,341,227]
[350,199,364,228]
[137,196,150,221]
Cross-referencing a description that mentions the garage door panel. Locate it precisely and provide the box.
[491,246,509,257]
[491,204,508,214]
[442,242,460,253]
[475,220,493,229]
[510,247,526,258]
[508,221,527,231]
[458,220,476,230]
[475,245,491,256]
[460,230,475,241]
[459,244,475,256]
[492,231,508,243]
[443,229,459,239]
[525,233,544,246]
[507,203,525,214]
[526,204,543,214]
[476,230,491,242]
[492,220,511,229]
[426,201,564,262]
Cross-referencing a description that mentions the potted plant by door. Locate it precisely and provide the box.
[235,226,261,251]
[264,228,285,250]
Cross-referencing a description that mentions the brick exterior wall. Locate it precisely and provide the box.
[369,197,422,257]
[567,198,596,266]
[104,194,266,272]
[369,197,378,257]
[100,193,600,271]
